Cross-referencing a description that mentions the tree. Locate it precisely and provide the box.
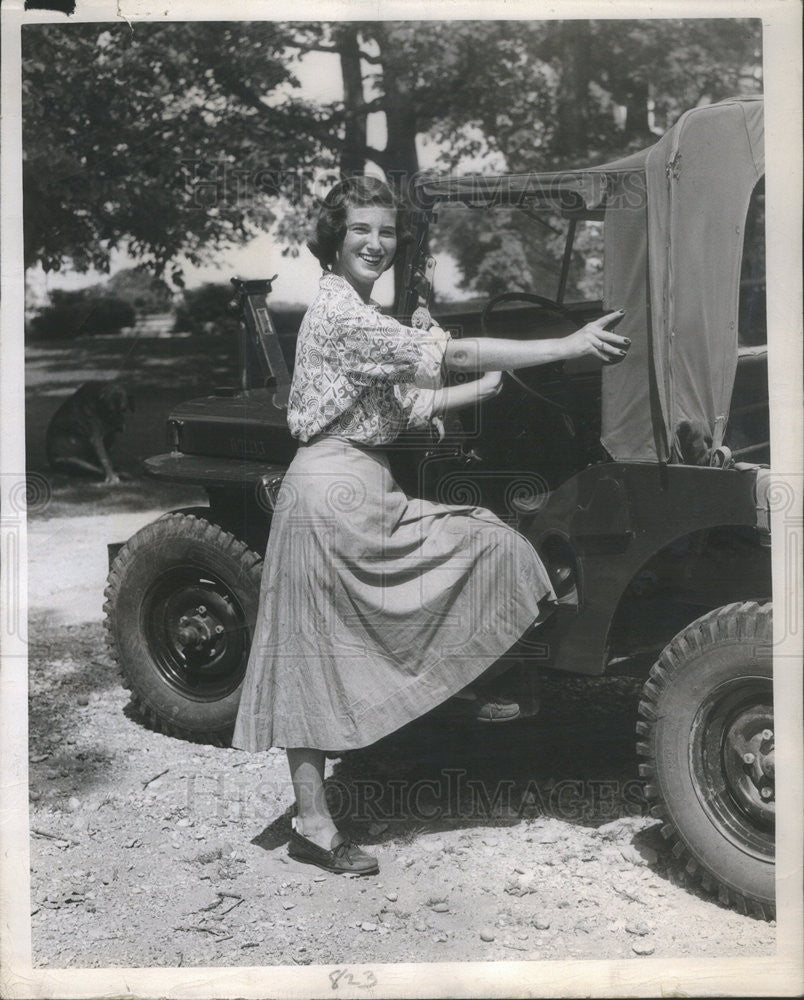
[415,18,763,295]
[22,21,331,279]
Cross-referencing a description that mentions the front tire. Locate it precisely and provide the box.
[104,512,263,743]
[637,602,774,918]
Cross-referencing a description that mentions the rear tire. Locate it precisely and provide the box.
[104,512,263,744]
[637,602,774,918]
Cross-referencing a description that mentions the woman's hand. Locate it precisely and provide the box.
[477,370,504,399]
[562,310,630,363]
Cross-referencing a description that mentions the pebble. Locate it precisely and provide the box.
[384,891,398,902]
[532,918,550,931]
[313,875,327,883]
[281,902,295,910]
[479,929,495,942]
[77,695,89,706]
[361,922,377,932]
[414,921,427,932]
[67,797,81,812]
[431,901,449,912]
[177,818,192,828]
[632,941,655,956]
[625,921,652,937]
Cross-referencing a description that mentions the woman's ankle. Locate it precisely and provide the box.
[294,813,338,846]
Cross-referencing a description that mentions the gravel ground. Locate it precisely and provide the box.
[25,503,777,969]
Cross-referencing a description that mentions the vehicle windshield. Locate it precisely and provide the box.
[426,203,604,314]
[426,181,764,350]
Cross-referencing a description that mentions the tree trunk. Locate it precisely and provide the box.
[551,21,592,162]
[624,79,651,140]
[335,24,367,176]
[370,26,421,306]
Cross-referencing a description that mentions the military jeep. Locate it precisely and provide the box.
[105,96,774,916]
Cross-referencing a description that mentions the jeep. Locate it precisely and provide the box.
[105,96,774,916]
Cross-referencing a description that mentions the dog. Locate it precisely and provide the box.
[46,381,134,484]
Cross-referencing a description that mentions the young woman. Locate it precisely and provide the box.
[232,176,628,875]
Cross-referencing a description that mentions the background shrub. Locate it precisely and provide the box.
[26,288,136,341]
[106,268,174,314]
[173,283,240,336]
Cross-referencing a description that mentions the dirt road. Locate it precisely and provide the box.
[25,499,775,969]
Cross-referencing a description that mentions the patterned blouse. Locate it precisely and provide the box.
[287,272,451,446]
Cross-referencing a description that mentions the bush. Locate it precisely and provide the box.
[26,288,136,341]
[173,282,240,336]
[106,268,174,314]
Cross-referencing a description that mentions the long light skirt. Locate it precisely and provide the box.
[231,436,555,752]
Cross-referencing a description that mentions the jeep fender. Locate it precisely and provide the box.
[519,462,770,675]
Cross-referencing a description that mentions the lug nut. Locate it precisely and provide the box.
[760,787,773,800]
[761,729,773,742]
[215,625,224,634]
[197,605,206,614]
[742,752,756,765]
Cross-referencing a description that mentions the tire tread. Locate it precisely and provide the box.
[104,512,263,745]
[636,600,775,920]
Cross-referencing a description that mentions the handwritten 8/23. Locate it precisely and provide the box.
[330,967,378,990]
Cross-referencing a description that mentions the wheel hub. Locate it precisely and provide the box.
[724,711,775,823]
[692,674,774,862]
[176,604,226,656]
[142,566,250,701]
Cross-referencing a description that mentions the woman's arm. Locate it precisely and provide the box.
[441,310,629,372]
[428,371,504,415]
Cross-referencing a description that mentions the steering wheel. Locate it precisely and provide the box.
[480,291,580,338]
[479,291,580,429]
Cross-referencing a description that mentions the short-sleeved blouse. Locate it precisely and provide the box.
[287,273,451,446]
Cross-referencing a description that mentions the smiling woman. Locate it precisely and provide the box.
[230,175,628,877]
[333,207,399,299]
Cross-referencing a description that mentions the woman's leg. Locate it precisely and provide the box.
[286,747,379,875]
[286,747,339,850]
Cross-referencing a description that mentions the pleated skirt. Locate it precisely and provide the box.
[231,436,555,753]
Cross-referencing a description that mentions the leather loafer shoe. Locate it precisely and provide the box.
[474,694,521,723]
[442,690,521,723]
[288,829,379,876]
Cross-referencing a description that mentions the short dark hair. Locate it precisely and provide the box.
[307,175,413,270]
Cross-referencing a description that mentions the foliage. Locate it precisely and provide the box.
[26,288,136,341]
[22,22,330,278]
[22,18,761,298]
[173,283,241,336]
